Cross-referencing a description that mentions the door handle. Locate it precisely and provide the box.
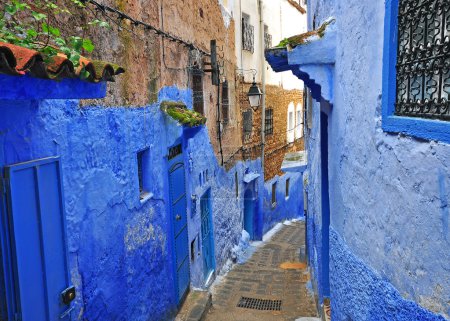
[176,214,182,221]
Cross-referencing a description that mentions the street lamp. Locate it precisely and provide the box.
[247,76,263,111]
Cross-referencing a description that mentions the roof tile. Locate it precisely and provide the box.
[0,42,124,82]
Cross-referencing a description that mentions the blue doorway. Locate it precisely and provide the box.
[168,144,190,305]
[320,111,330,298]
[243,189,255,240]
[0,157,74,321]
[200,190,215,281]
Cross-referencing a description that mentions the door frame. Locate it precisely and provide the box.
[0,166,16,321]
[200,189,215,282]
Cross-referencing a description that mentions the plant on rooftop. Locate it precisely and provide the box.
[276,18,335,48]
[161,101,207,127]
[0,0,109,77]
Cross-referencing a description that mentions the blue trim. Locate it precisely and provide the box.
[201,188,216,278]
[381,0,450,144]
[0,74,106,100]
[0,170,15,321]
[167,140,190,307]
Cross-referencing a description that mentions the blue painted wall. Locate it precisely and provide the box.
[262,172,304,235]
[0,89,183,320]
[300,0,450,319]
[0,75,306,319]
[185,133,263,287]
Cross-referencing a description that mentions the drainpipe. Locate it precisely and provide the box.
[239,0,243,69]
[258,0,266,180]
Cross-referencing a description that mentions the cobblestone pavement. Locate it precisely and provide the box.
[205,221,318,321]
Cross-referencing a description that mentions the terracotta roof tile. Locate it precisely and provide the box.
[0,42,124,82]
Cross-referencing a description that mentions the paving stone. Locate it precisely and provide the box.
[207,222,318,321]
[176,291,212,321]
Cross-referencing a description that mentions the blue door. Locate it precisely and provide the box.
[2,157,73,321]
[168,145,190,304]
[200,191,214,281]
[243,189,254,240]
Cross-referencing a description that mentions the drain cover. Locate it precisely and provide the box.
[237,297,282,311]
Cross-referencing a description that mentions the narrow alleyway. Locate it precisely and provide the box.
[205,221,318,321]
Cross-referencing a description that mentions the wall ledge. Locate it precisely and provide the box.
[265,18,336,103]
[0,74,106,100]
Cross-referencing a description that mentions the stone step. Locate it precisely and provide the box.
[175,290,212,321]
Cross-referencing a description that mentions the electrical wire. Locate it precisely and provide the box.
[80,0,210,56]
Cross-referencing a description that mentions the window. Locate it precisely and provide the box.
[287,102,295,143]
[305,88,313,129]
[296,103,303,139]
[243,110,253,140]
[271,182,277,207]
[264,25,272,49]
[382,0,450,143]
[395,1,449,120]
[242,13,254,53]
[265,108,274,136]
[137,148,150,200]
[192,68,204,115]
[289,113,294,132]
[285,178,290,198]
[222,80,229,123]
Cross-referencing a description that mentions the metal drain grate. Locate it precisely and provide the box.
[237,297,282,311]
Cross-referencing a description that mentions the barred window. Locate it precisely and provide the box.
[265,108,274,136]
[192,69,204,115]
[264,25,272,49]
[222,80,229,123]
[242,13,255,53]
[395,0,450,120]
[243,110,253,140]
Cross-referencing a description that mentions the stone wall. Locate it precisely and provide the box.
[239,82,304,181]
[160,0,241,165]
[8,0,242,166]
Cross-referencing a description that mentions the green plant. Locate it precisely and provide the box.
[0,0,108,71]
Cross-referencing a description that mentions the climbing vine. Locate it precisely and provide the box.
[0,0,108,72]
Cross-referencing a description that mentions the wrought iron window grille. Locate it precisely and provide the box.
[242,14,255,53]
[265,108,274,136]
[395,0,450,120]
[264,25,272,49]
[191,68,204,115]
[222,81,230,123]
